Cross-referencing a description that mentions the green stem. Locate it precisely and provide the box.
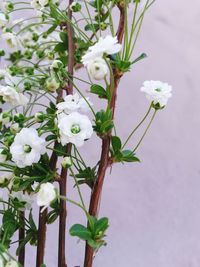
[133,109,157,152]
[122,104,152,149]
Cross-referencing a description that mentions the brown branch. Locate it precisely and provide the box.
[58,1,74,266]
[84,5,125,267]
[18,211,25,266]
[36,147,59,266]
[36,207,48,267]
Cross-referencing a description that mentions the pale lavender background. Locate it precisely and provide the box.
[8,0,200,266]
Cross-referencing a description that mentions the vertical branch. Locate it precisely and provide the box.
[18,211,25,266]
[36,149,59,267]
[58,1,74,267]
[84,4,125,267]
[36,207,48,267]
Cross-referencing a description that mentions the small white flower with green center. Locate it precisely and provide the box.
[10,128,46,168]
[87,57,108,80]
[57,93,92,114]
[82,35,122,66]
[141,80,172,108]
[45,77,60,92]
[36,182,56,210]
[0,85,28,106]
[58,112,93,147]
[0,148,7,163]
[0,13,8,28]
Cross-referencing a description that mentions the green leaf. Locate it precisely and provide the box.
[47,210,59,224]
[84,23,99,33]
[111,136,122,153]
[90,84,108,99]
[54,143,66,156]
[94,217,109,235]
[70,224,92,241]
[121,150,140,162]
[54,42,68,52]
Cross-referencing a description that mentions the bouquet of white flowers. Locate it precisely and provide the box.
[0,0,172,266]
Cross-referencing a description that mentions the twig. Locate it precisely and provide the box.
[18,211,25,266]
[58,1,74,266]
[84,5,125,265]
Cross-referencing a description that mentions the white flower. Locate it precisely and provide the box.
[57,93,91,114]
[58,112,93,147]
[36,182,56,209]
[82,35,122,66]
[0,149,7,163]
[10,192,33,210]
[5,260,19,267]
[10,128,46,168]
[87,57,108,80]
[141,80,172,107]
[0,85,28,106]
[2,32,21,50]
[45,77,60,92]
[0,13,8,28]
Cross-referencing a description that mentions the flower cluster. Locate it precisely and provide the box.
[82,35,122,80]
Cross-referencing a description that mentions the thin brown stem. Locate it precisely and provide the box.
[84,4,125,266]
[58,1,74,266]
[36,207,48,267]
[18,211,25,266]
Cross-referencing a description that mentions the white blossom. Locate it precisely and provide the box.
[10,128,46,168]
[0,112,11,126]
[58,112,93,147]
[57,93,92,114]
[0,13,8,28]
[36,182,56,209]
[10,192,33,210]
[82,35,122,66]
[0,85,28,106]
[87,57,108,80]
[141,80,172,107]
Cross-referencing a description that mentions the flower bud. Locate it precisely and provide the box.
[45,77,60,92]
[0,148,7,163]
[61,156,73,169]
[70,1,81,12]
[87,57,108,80]
[0,112,12,126]
[35,112,46,122]
[36,182,57,209]
[51,59,64,69]
[10,123,20,134]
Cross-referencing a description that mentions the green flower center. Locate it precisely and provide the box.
[71,124,81,134]
[23,144,32,153]
[155,88,162,92]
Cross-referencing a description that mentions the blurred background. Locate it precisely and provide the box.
[5,0,200,266]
